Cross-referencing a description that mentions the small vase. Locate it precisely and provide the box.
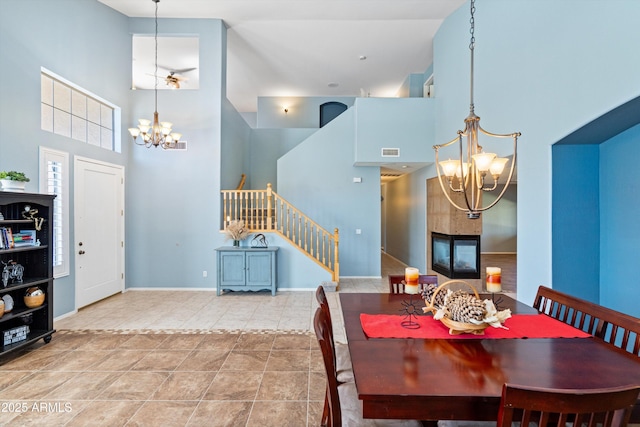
[233,240,240,247]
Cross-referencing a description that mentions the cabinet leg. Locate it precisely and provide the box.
[43,335,52,344]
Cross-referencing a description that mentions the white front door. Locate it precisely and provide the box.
[74,157,124,308]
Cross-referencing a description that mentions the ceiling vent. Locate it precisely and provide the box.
[381,172,402,178]
[167,141,188,151]
[381,148,400,157]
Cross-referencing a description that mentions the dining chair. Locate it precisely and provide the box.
[534,285,640,357]
[315,285,354,427]
[315,285,354,383]
[496,383,640,427]
[314,307,422,427]
[388,274,438,294]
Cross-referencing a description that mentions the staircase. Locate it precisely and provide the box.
[221,183,340,282]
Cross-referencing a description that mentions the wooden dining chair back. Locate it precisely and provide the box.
[316,285,334,336]
[496,383,640,427]
[314,307,421,427]
[314,307,342,427]
[388,274,438,294]
[534,285,640,357]
[315,286,356,426]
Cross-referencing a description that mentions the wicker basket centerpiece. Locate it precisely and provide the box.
[422,280,511,335]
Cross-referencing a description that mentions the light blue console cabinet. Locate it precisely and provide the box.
[215,246,278,296]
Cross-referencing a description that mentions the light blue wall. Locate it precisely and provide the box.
[277,107,382,277]
[398,74,424,98]
[249,129,316,190]
[221,97,251,191]
[398,64,433,98]
[384,164,436,272]
[126,17,226,290]
[434,0,640,306]
[599,124,640,316]
[355,98,434,165]
[0,0,131,316]
[481,185,517,253]
[0,1,229,311]
[266,235,331,289]
[257,96,355,129]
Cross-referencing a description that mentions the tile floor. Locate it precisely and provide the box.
[0,253,515,426]
[0,254,402,426]
[0,330,326,426]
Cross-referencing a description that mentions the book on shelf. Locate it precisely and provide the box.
[12,231,35,247]
[0,227,14,249]
[0,228,36,249]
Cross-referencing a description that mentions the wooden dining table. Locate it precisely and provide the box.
[340,292,640,423]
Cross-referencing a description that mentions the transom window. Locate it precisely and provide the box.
[40,69,121,152]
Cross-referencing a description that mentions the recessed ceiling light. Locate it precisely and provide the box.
[328,82,339,88]
[359,55,367,60]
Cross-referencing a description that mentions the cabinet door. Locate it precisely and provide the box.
[219,252,246,287]
[245,252,273,287]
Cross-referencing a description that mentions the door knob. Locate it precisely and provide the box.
[78,250,85,255]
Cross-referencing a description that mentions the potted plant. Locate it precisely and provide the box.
[0,171,30,192]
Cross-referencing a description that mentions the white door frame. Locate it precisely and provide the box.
[73,156,125,309]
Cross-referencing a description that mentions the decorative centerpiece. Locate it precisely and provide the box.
[422,280,511,335]
[224,219,250,247]
[0,171,30,192]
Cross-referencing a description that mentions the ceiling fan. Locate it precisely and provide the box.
[147,66,197,89]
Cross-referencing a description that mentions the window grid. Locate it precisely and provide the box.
[41,73,114,151]
[39,147,70,279]
[47,161,64,268]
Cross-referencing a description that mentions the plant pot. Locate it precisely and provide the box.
[233,240,240,247]
[0,179,26,192]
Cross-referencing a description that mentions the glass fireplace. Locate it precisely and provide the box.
[431,232,481,279]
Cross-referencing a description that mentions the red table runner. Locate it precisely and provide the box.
[360,313,592,339]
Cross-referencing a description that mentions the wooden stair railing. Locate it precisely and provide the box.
[221,183,340,282]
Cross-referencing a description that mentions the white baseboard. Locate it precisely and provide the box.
[125,287,216,292]
[54,309,78,323]
[125,287,315,293]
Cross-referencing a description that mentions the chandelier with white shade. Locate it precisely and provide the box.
[433,0,520,219]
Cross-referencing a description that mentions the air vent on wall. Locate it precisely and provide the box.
[381,148,400,157]
[167,141,187,151]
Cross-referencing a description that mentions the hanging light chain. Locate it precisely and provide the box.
[154,0,159,112]
[468,0,476,114]
[469,0,476,51]
[128,0,182,149]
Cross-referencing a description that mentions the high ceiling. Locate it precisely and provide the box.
[99,0,465,113]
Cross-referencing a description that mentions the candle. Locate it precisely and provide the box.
[404,267,420,295]
[486,267,502,293]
